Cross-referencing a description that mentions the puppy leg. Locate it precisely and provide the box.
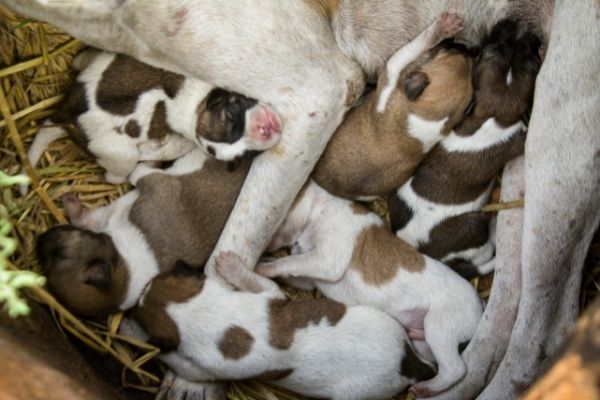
[256,251,346,282]
[61,191,138,231]
[429,157,525,400]
[128,148,208,185]
[410,310,468,397]
[215,252,285,298]
[480,1,600,398]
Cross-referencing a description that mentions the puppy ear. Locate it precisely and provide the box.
[84,259,112,290]
[404,71,431,101]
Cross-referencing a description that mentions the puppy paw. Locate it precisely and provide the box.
[61,193,84,221]
[434,12,464,42]
[255,262,279,278]
[409,383,434,398]
[156,371,225,400]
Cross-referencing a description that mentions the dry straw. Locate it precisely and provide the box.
[1,4,597,400]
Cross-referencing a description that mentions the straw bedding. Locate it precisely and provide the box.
[1,5,598,400]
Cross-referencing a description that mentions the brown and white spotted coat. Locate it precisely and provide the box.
[390,19,542,278]
[312,13,474,199]
[258,181,482,397]
[131,253,435,400]
[36,149,250,315]
[26,50,282,184]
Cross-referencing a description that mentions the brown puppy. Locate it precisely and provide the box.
[390,19,542,279]
[312,13,474,199]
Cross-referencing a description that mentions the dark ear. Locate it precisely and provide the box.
[84,259,112,290]
[173,259,198,277]
[404,71,431,101]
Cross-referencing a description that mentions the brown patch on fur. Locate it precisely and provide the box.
[131,270,205,351]
[218,325,255,360]
[400,342,436,382]
[148,101,171,139]
[411,131,526,204]
[312,46,473,198]
[123,119,141,138]
[96,54,184,115]
[129,157,250,272]
[36,226,129,317]
[268,298,346,350]
[419,212,491,260]
[303,0,340,21]
[249,368,294,382]
[350,202,370,215]
[351,225,425,286]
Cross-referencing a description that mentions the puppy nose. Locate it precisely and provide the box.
[259,106,282,138]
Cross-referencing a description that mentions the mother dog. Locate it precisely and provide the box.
[4,1,600,399]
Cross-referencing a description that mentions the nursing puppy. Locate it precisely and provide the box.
[390,20,542,278]
[35,148,251,315]
[257,181,483,397]
[130,252,436,400]
[27,50,282,184]
[312,13,474,199]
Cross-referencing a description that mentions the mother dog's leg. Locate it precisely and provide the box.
[2,1,364,278]
[117,1,365,275]
[430,157,525,400]
[479,1,600,398]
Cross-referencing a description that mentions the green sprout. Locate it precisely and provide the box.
[0,170,46,318]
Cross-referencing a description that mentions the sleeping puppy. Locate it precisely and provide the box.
[35,148,250,315]
[257,181,483,397]
[129,252,436,400]
[390,20,542,279]
[25,50,282,184]
[312,12,474,199]
[35,150,436,400]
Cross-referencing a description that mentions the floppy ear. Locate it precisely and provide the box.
[84,259,112,290]
[404,71,431,101]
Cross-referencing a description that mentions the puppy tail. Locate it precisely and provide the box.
[20,123,67,195]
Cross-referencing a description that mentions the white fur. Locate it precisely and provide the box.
[396,179,491,247]
[143,255,424,400]
[376,19,441,113]
[407,114,449,153]
[259,181,482,396]
[442,119,524,152]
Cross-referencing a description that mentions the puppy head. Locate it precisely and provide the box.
[196,88,282,161]
[36,225,129,317]
[400,40,475,130]
[455,19,541,134]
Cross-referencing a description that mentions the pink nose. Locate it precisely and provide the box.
[259,106,282,138]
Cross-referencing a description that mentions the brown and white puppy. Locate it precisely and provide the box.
[128,252,436,400]
[257,181,483,397]
[35,149,249,315]
[390,19,542,279]
[312,13,474,199]
[25,50,282,185]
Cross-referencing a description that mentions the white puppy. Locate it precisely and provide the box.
[25,49,282,184]
[130,252,436,400]
[257,181,483,397]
